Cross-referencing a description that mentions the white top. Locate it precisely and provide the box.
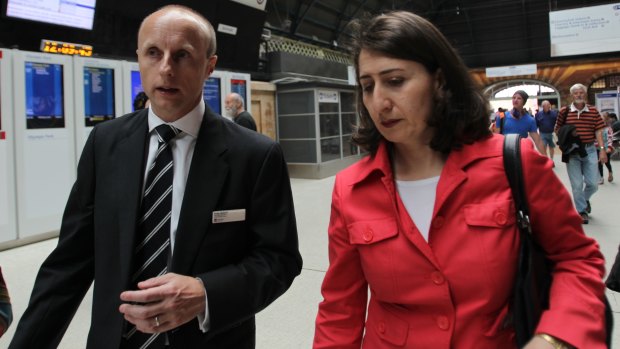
[396,176,440,242]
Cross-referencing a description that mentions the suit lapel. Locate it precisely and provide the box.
[115,112,149,287]
[172,110,229,274]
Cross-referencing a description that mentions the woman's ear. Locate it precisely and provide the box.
[434,68,445,91]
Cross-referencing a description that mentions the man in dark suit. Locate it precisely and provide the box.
[225,92,257,131]
[9,5,302,349]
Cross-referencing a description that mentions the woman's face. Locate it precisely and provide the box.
[358,49,438,147]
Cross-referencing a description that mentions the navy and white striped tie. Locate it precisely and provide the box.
[124,124,180,348]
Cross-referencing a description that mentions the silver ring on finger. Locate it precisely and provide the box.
[154,316,160,327]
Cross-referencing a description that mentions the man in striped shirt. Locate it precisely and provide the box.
[555,83,607,224]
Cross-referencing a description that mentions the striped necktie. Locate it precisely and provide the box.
[123,124,180,348]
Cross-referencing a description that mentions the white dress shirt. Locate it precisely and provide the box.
[144,99,210,331]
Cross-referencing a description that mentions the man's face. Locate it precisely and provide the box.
[224,95,239,117]
[137,11,217,122]
[571,88,586,105]
[542,102,550,112]
[512,93,525,109]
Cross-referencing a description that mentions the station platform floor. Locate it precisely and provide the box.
[1,155,619,348]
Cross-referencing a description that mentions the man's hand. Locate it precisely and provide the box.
[119,273,206,334]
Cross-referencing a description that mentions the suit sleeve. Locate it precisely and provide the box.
[519,138,607,348]
[313,176,368,349]
[9,128,97,349]
[198,142,302,334]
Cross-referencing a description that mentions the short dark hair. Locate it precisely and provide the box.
[346,11,491,155]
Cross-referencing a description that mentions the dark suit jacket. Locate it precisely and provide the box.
[9,108,302,349]
[234,111,257,131]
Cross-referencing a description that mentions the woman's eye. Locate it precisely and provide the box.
[387,78,404,86]
[361,83,373,92]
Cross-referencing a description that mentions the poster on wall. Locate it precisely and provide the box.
[595,92,619,116]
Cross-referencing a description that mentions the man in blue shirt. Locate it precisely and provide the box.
[535,100,558,163]
[494,90,545,153]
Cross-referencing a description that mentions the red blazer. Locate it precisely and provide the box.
[314,135,606,349]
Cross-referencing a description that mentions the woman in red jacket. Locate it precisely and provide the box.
[313,11,607,349]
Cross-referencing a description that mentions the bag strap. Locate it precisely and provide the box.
[503,134,532,235]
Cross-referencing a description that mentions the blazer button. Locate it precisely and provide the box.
[378,321,386,334]
[433,216,445,229]
[494,210,507,225]
[437,315,450,330]
[363,229,374,242]
[431,271,445,285]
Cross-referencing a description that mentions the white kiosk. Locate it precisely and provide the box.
[122,61,142,115]
[0,49,17,244]
[73,56,123,159]
[12,50,76,239]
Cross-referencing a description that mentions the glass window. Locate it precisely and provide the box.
[278,91,315,115]
[279,115,316,139]
[341,113,357,135]
[341,92,355,113]
[319,103,338,113]
[342,135,358,157]
[320,137,341,162]
[280,140,317,163]
[320,114,340,137]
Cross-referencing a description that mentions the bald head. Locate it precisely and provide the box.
[138,5,217,57]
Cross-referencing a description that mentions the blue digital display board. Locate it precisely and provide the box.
[131,70,144,112]
[203,77,221,114]
[84,67,115,126]
[25,61,64,129]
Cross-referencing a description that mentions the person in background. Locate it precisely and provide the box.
[224,92,257,131]
[10,5,302,348]
[555,83,606,224]
[534,100,558,165]
[313,10,607,349]
[133,91,150,111]
[597,112,614,184]
[494,90,545,154]
[0,267,11,337]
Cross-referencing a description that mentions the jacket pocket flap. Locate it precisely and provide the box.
[367,306,409,346]
[464,200,515,228]
[348,218,398,245]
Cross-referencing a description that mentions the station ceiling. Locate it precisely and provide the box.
[264,0,618,69]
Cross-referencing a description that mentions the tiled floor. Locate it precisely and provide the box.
[1,156,619,348]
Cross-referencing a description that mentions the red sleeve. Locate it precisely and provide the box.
[520,138,607,348]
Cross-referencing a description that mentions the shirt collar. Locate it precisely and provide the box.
[147,99,205,138]
[570,103,591,113]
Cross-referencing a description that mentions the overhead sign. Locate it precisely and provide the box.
[485,64,537,78]
[229,0,267,11]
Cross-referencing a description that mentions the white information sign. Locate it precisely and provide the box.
[550,3,620,57]
[485,64,537,78]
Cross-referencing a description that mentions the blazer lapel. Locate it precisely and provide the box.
[114,112,149,287]
[172,110,229,274]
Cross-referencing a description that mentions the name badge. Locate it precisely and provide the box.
[212,209,246,223]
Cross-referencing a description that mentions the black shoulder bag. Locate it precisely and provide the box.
[503,134,613,348]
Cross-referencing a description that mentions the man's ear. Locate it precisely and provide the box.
[206,55,218,77]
